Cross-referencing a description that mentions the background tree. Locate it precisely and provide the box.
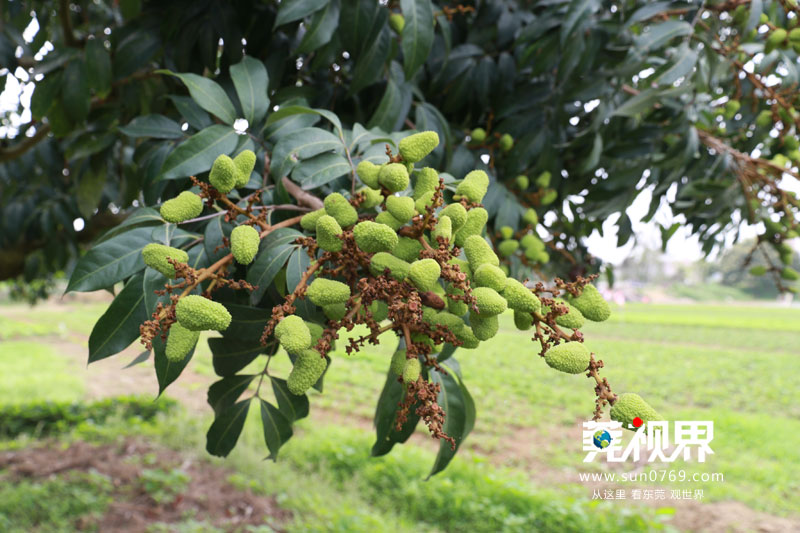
[1,0,798,469]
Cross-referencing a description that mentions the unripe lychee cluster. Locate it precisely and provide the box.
[208,151,257,193]
[142,243,189,279]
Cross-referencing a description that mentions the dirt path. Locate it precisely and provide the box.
[0,439,291,532]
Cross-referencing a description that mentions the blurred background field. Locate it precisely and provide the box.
[1,295,799,532]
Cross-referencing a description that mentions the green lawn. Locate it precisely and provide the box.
[1,299,799,530]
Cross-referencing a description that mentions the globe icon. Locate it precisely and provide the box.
[593,429,612,449]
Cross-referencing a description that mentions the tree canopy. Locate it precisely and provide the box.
[1,0,799,470]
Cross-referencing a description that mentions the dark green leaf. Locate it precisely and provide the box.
[270,377,310,422]
[142,268,169,316]
[271,127,343,178]
[745,0,763,33]
[230,56,270,125]
[400,0,434,79]
[159,70,238,125]
[169,95,212,130]
[274,0,328,27]
[206,399,251,457]
[292,152,351,189]
[208,375,256,415]
[247,228,302,303]
[160,125,239,180]
[371,368,420,456]
[259,399,293,460]
[30,73,61,120]
[85,38,111,97]
[62,58,90,122]
[367,76,411,132]
[222,304,273,340]
[208,337,266,376]
[297,0,340,55]
[119,115,184,139]
[204,216,233,264]
[350,28,391,93]
[427,362,475,478]
[88,272,147,363]
[67,225,153,292]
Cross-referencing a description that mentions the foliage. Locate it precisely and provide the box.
[1,0,798,289]
[0,395,176,438]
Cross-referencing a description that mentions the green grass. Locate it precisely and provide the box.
[0,471,113,532]
[0,341,85,404]
[1,299,799,528]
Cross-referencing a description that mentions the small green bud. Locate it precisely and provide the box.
[233,150,256,188]
[386,195,416,223]
[209,154,237,194]
[389,12,405,33]
[473,263,507,291]
[353,221,399,253]
[472,287,507,316]
[545,342,590,374]
[402,357,421,382]
[414,190,435,213]
[503,279,541,313]
[756,109,773,128]
[399,131,439,163]
[359,187,384,209]
[455,326,480,349]
[749,265,767,276]
[409,258,441,291]
[767,28,788,48]
[440,203,467,231]
[393,237,423,262]
[724,99,741,118]
[446,284,468,316]
[567,284,611,322]
[378,163,410,193]
[433,215,452,242]
[375,210,405,230]
[160,191,203,223]
[175,295,231,331]
[499,133,514,152]
[316,215,343,252]
[550,299,585,329]
[790,27,800,42]
[165,323,200,362]
[356,160,381,189]
[142,243,189,279]
[498,239,519,257]
[464,235,500,270]
[470,128,486,143]
[454,170,489,203]
[324,193,358,227]
[300,208,326,231]
[307,322,324,345]
[540,189,558,206]
[522,208,538,226]
[323,302,347,320]
[781,266,799,281]
[513,310,533,331]
[432,311,465,336]
[307,278,351,306]
[535,171,552,188]
[287,349,327,395]
[520,233,545,252]
[515,175,529,189]
[499,226,514,239]
[413,167,439,199]
[610,393,663,431]
[274,315,312,354]
[453,208,488,247]
[469,312,499,340]
[391,349,407,375]
[230,225,260,265]
[370,252,411,281]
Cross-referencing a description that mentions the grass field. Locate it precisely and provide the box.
[1,299,799,531]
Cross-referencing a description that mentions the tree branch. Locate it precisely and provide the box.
[58,0,79,47]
